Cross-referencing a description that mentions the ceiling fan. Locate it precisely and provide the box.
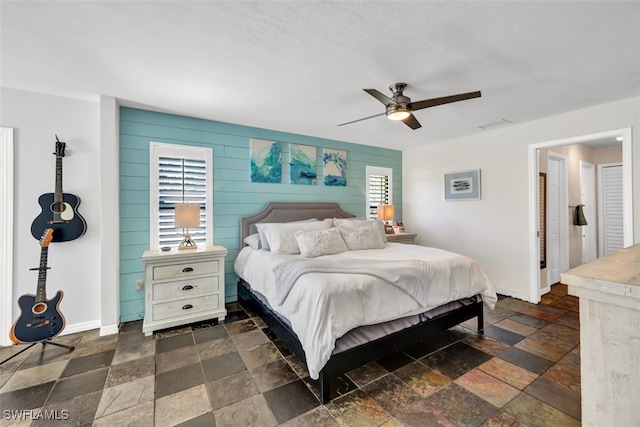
[338,83,481,130]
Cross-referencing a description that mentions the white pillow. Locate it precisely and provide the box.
[255,223,272,250]
[243,233,261,250]
[261,219,332,254]
[333,218,388,242]
[338,222,386,250]
[256,218,318,251]
[295,227,348,258]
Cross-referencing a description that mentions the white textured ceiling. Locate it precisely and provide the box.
[1,1,639,150]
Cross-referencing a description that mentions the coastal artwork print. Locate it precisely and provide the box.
[444,169,481,200]
[323,148,347,186]
[290,144,317,185]
[251,139,282,183]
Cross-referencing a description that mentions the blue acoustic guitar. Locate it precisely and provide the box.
[10,229,67,344]
[30,137,87,242]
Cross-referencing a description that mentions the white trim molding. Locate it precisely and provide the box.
[100,95,121,335]
[0,128,14,346]
[60,319,102,337]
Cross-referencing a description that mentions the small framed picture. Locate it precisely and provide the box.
[384,224,395,234]
[444,169,481,201]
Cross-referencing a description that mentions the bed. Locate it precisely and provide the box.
[235,202,497,403]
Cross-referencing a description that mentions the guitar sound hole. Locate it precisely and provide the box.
[32,303,47,314]
[51,202,67,213]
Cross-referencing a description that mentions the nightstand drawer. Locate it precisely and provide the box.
[152,294,219,321]
[152,276,220,301]
[153,259,220,281]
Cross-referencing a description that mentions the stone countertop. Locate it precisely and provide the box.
[561,244,640,305]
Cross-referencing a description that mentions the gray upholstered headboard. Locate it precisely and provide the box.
[240,202,356,247]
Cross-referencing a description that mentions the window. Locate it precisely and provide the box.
[365,166,393,220]
[150,142,213,249]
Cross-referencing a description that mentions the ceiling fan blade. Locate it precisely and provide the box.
[409,91,481,111]
[402,114,422,130]
[338,112,386,127]
[364,89,398,106]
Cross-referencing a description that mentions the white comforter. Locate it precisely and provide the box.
[234,243,496,379]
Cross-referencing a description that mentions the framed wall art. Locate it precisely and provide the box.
[251,139,282,183]
[323,148,347,186]
[444,169,481,200]
[290,144,317,185]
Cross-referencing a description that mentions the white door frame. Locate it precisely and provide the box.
[528,127,633,303]
[580,161,597,264]
[546,152,569,289]
[0,128,14,346]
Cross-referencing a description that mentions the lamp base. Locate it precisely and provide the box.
[178,232,197,250]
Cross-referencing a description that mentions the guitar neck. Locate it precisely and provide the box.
[36,246,49,303]
[53,156,63,223]
[54,156,63,201]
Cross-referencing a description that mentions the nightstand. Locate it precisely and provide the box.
[386,232,417,244]
[141,245,228,336]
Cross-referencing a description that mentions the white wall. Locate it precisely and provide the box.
[1,87,102,335]
[403,96,640,300]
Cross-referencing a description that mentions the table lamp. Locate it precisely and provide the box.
[175,203,200,250]
[377,204,395,234]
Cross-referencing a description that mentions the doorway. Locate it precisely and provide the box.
[546,152,568,288]
[0,127,14,347]
[528,127,633,304]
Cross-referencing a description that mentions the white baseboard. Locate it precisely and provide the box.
[59,319,103,337]
[100,324,119,336]
[63,321,120,337]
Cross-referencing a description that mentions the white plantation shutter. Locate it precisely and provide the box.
[158,157,207,246]
[601,164,623,255]
[150,143,213,249]
[366,166,393,220]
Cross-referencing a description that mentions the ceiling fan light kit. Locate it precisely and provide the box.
[339,82,482,130]
[386,106,411,121]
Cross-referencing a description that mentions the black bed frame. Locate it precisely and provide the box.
[237,202,485,404]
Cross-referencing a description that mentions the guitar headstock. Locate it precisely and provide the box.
[54,135,66,158]
[40,228,54,247]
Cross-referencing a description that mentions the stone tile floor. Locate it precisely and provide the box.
[0,284,580,426]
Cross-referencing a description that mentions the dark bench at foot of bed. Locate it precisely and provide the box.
[238,278,484,404]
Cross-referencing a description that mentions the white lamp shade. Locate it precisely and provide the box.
[377,204,395,221]
[175,203,200,228]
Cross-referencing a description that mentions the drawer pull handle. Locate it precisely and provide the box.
[182,304,193,310]
[182,267,194,273]
[182,285,194,291]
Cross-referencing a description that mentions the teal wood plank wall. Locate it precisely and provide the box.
[119,107,402,322]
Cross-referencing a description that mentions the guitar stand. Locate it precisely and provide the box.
[0,339,75,366]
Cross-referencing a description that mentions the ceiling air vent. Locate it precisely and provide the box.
[476,119,511,129]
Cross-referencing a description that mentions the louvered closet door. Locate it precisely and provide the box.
[600,164,623,256]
